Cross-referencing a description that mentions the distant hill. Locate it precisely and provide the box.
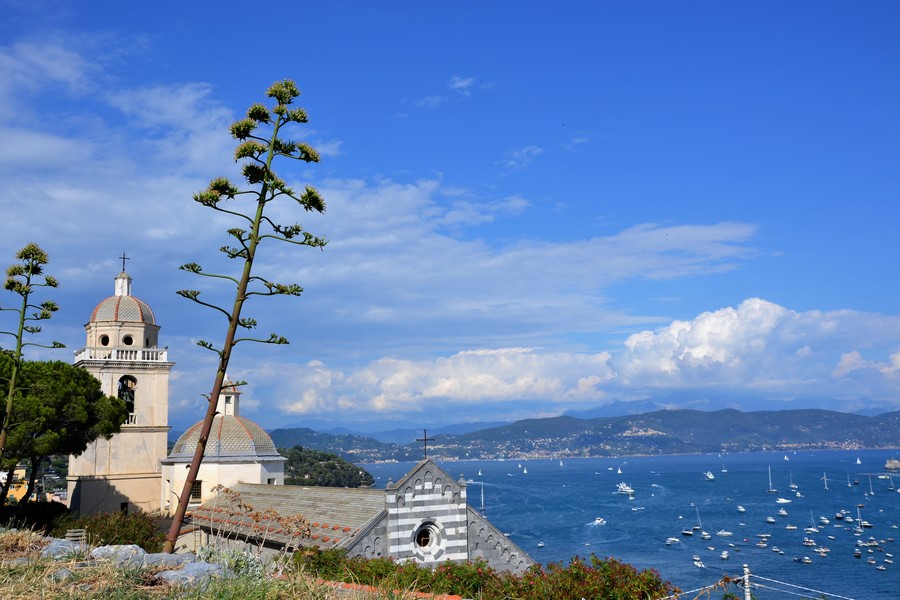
[269,408,900,462]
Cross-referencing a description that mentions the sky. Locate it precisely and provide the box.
[1,1,898,434]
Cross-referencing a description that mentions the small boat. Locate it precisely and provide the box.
[766,516,776,524]
[478,469,482,476]
[693,560,705,568]
[778,508,788,517]
[665,537,680,545]
[537,542,544,548]
[767,466,777,494]
[720,550,729,560]
[875,564,887,571]
[617,467,623,474]
[681,529,694,536]
[857,457,862,465]
[615,482,635,495]
[716,530,733,537]
[819,516,830,526]
[737,505,746,513]
[785,524,798,531]
[854,549,862,558]
[776,497,792,504]
[523,467,527,474]
[704,470,715,481]
[823,472,829,491]
[593,517,606,526]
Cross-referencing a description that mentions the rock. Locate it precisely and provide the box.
[142,552,196,568]
[41,539,84,559]
[157,561,232,587]
[90,544,146,566]
[50,567,74,581]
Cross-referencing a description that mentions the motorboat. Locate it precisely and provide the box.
[615,482,635,495]
[593,517,606,526]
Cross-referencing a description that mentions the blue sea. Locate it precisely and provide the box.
[365,449,900,599]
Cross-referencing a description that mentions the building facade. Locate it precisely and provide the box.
[67,270,173,514]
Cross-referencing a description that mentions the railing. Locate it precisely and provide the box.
[125,413,137,425]
[73,347,168,362]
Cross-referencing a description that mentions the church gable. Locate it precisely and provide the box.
[384,459,468,566]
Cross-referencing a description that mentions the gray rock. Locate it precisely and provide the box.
[50,567,74,581]
[142,552,196,567]
[90,544,148,567]
[41,539,83,559]
[157,561,232,587]
[2,556,34,567]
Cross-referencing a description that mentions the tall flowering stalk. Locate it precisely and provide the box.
[163,80,325,552]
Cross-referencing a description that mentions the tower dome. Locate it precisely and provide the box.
[89,271,156,324]
[169,415,281,460]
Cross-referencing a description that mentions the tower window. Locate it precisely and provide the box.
[100,335,109,347]
[117,376,137,414]
[122,335,133,346]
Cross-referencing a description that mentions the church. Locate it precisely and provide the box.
[67,266,533,573]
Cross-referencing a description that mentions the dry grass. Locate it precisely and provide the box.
[0,529,430,599]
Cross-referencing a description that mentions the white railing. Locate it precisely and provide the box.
[125,413,137,425]
[73,347,169,363]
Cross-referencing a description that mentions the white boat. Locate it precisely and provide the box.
[478,469,482,476]
[822,472,829,491]
[523,467,527,475]
[615,482,635,495]
[665,537,680,545]
[593,517,606,526]
[785,524,798,530]
[776,497,792,504]
[617,467,623,474]
[559,459,563,467]
[537,541,544,548]
[767,466,777,494]
[704,470,715,481]
[856,457,862,465]
[720,550,729,560]
[716,529,733,537]
[736,505,746,513]
[766,516,776,524]
[778,508,788,517]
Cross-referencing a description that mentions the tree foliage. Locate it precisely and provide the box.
[0,354,127,506]
[281,446,374,488]
[165,79,326,552]
[0,243,64,466]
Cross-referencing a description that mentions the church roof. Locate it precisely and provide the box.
[91,294,156,324]
[169,415,283,461]
[192,482,385,550]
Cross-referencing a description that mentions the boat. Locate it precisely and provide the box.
[875,564,887,571]
[785,524,798,531]
[854,548,862,558]
[665,537,680,545]
[536,541,544,548]
[767,466,777,494]
[736,505,746,513]
[681,528,694,536]
[559,459,563,467]
[856,457,862,465]
[776,497,792,504]
[720,550,729,560]
[822,472,829,491]
[617,467,623,474]
[721,464,727,473]
[523,467,527,475]
[778,508,788,517]
[766,516,776,524]
[704,470,715,481]
[819,516,830,526]
[789,470,798,490]
[716,530,733,537]
[593,517,606,526]
[478,469,482,476]
[847,472,852,488]
[615,482,635,495]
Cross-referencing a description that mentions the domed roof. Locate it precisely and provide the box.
[169,415,281,460]
[91,295,156,324]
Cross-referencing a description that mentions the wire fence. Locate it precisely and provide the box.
[654,564,857,600]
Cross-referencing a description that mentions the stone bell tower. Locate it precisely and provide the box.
[67,265,173,515]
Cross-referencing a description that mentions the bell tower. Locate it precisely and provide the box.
[67,265,173,514]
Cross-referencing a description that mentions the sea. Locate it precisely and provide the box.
[364,449,900,599]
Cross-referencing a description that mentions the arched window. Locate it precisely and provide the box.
[117,375,138,417]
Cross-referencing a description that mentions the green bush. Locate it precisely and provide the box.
[0,501,69,534]
[293,547,676,600]
[50,511,165,552]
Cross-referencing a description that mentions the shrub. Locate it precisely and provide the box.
[0,501,69,534]
[50,511,165,552]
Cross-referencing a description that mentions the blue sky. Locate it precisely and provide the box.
[1,1,898,433]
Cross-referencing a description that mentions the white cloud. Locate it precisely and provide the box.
[449,75,476,96]
[500,145,543,170]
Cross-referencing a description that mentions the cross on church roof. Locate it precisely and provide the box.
[119,252,130,272]
[416,429,435,459]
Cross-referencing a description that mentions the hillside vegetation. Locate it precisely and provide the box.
[270,408,900,462]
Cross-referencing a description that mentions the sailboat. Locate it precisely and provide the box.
[523,467,528,475]
[867,475,874,496]
[767,466,777,494]
[478,469,482,476]
[846,471,852,488]
[856,457,862,465]
[888,474,895,492]
[822,472,829,491]
[617,467,623,474]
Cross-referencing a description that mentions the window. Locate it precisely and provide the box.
[190,480,202,502]
[267,478,276,485]
[117,376,137,415]
[100,335,109,347]
[122,335,133,346]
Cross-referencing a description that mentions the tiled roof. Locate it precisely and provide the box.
[169,416,282,459]
[192,483,385,549]
[90,295,156,324]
